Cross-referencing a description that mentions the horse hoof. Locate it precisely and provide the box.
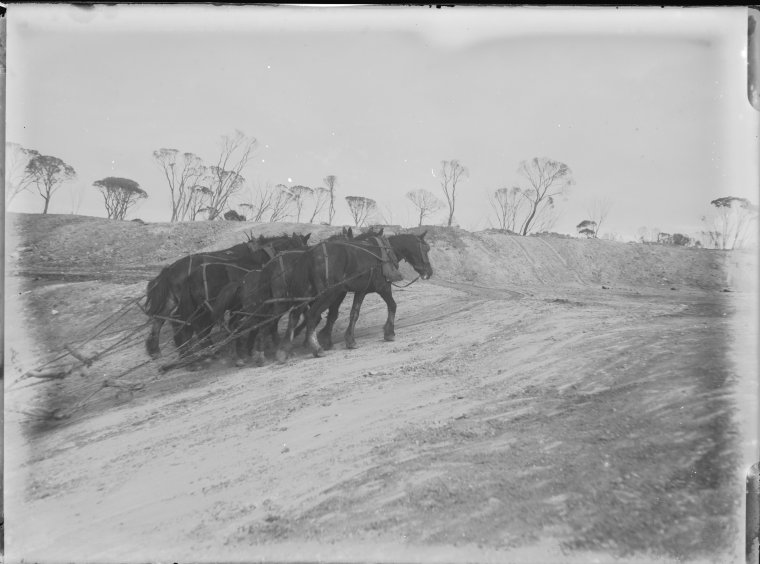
[313,348,326,358]
[235,359,246,368]
[275,350,288,364]
[317,335,330,349]
[384,334,396,342]
[345,342,357,350]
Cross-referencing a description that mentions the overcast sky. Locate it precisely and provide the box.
[6,5,758,240]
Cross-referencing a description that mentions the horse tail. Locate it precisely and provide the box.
[145,269,171,316]
[212,280,241,323]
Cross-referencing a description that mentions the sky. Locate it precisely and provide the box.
[5,5,759,241]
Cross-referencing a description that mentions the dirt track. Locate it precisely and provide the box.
[4,214,758,563]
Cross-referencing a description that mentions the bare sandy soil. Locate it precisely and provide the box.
[4,213,758,563]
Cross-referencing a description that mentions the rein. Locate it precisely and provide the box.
[391,275,420,288]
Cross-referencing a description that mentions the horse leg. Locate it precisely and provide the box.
[318,291,347,350]
[146,316,165,358]
[378,286,397,341]
[344,292,367,349]
[276,308,300,363]
[295,312,323,339]
[196,309,216,359]
[251,323,269,366]
[269,316,281,354]
[172,319,194,358]
[303,295,337,358]
[234,332,249,367]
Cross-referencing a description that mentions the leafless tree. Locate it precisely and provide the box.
[152,149,206,222]
[309,187,330,223]
[187,185,213,221]
[288,185,313,223]
[25,154,77,214]
[701,196,758,249]
[269,184,294,222]
[324,175,337,225]
[345,195,377,227]
[438,159,468,227]
[5,142,39,206]
[488,186,526,232]
[68,183,85,215]
[241,180,274,222]
[637,226,661,244]
[92,177,148,220]
[375,202,396,226]
[585,197,613,238]
[406,189,444,227]
[203,131,257,220]
[515,157,574,236]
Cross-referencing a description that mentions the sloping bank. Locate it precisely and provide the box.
[7,213,755,292]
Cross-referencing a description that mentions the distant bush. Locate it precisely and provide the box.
[223,210,246,221]
[530,231,574,239]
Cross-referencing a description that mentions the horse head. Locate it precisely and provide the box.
[390,231,433,280]
[293,232,311,248]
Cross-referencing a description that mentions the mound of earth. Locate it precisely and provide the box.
[6,213,753,292]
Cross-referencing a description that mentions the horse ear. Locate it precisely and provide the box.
[304,233,311,242]
[420,230,427,240]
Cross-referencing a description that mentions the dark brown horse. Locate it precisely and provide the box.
[214,227,383,366]
[144,232,309,357]
[173,233,311,358]
[283,231,433,358]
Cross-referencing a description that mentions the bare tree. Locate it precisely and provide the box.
[701,196,758,249]
[309,187,330,223]
[324,175,337,224]
[187,185,213,221]
[5,142,39,206]
[488,186,526,232]
[406,189,444,227]
[152,149,206,222]
[375,202,396,226]
[515,157,574,236]
[269,184,294,222]
[68,183,85,215]
[637,226,661,244]
[25,154,77,214]
[241,180,274,222]
[203,130,257,220]
[345,195,377,227]
[438,159,468,227]
[585,198,613,238]
[288,185,313,223]
[92,177,148,220]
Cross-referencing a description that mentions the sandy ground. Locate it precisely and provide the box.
[3,214,758,563]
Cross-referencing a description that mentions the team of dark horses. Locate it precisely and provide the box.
[144,227,433,367]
